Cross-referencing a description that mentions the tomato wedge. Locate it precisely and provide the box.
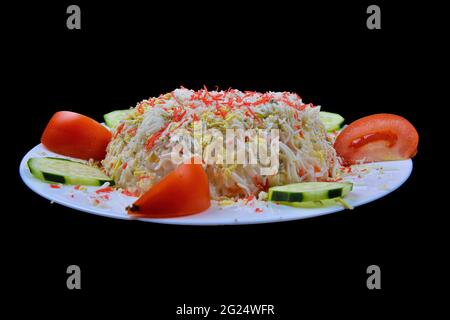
[127,163,211,218]
[41,111,112,160]
[334,113,418,165]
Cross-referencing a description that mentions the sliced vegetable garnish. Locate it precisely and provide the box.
[273,198,353,209]
[104,110,131,128]
[319,111,345,132]
[127,163,210,218]
[268,182,353,203]
[27,157,113,186]
[41,111,112,160]
[334,113,418,165]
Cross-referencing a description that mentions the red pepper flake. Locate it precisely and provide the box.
[253,93,271,106]
[243,194,255,205]
[94,199,100,205]
[96,186,114,194]
[245,106,262,125]
[224,97,235,108]
[122,162,128,170]
[190,91,198,101]
[145,128,165,151]
[214,102,228,119]
[202,96,212,106]
[121,189,139,197]
[341,166,352,174]
[137,175,149,181]
[192,114,200,121]
[220,109,228,118]
[172,107,187,122]
[300,103,313,111]
[281,94,296,108]
[340,166,353,174]
[211,91,223,101]
[127,127,137,137]
[114,123,125,139]
[253,176,268,191]
[74,185,82,190]
[101,194,110,200]
[255,208,263,213]
[166,119,187,137]
[50,184,61,189]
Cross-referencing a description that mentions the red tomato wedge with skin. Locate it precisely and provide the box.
[127,163,211,218]
[334,113,418,165]
[41,111,112,160]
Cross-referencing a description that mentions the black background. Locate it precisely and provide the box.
[6,0,444,317]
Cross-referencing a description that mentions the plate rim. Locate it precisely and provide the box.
[19,144,413,225]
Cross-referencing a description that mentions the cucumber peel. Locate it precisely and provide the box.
[268,182,353,203]
[27,157,113,186]
[104,110,130,128]
[319,111,345,132]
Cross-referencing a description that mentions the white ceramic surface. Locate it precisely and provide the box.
[20,144,413,225]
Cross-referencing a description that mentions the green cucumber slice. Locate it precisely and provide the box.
[104,110,130,128]
[273,198,352,209]
[319,111,345,132]
[268,182,353,203]
[27,157,114,186]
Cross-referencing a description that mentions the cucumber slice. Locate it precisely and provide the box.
[273,198,352,209]
[319,111,345,132]
[268,182,352,203]
[104,110,130,128]
[27,157,114,186]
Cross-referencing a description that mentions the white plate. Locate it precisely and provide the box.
[20,144,413,225]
